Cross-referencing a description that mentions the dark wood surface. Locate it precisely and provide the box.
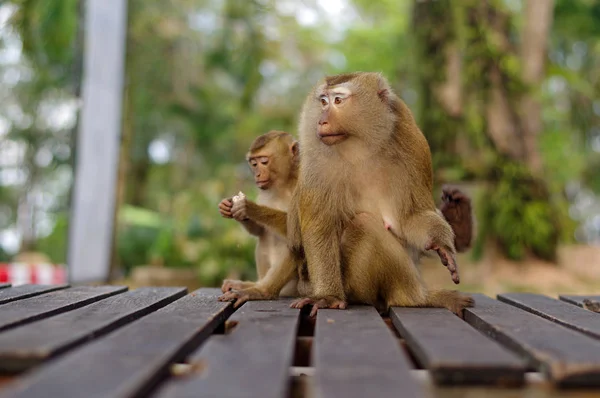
[313,305,423,398]
[391,307,526,385]
[2,286,600,397]
[0,285,127,332]
[498,293,600,339]
[155,300,300,398]
[559,295,600,312]
[0,287,187,373]
[465,293,600,386]
[0,288,233,398]
[0,284,70,305]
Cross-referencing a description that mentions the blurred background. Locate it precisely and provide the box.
[0,0,599,296]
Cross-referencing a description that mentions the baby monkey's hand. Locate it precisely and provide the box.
[218,197,233,218]
[231,191,249,221]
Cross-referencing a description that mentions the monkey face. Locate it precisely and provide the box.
[248,156,273,189]
[316,86,353,146]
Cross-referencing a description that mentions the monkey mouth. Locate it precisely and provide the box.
[256,180,271,188]
[318,132,348,145]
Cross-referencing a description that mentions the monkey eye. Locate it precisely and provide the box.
[260,157,269,165]
[319,96,329,106]
[334,96,342,105]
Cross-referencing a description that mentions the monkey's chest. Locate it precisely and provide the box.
[353,179,399,232]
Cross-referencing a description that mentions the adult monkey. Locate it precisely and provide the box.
[218,130,299,296]
[220,72,473,316]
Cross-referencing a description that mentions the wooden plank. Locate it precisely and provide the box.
[390,307,525,385]
[0,284,70,305]
[559,295,600,312]
[0,288,233,398]
[0,285,126,332]
[313,305,423,398]
[155,300,300,398]
[499,293,600,340]
[0,287,187,373]
[68,0,128,283]
[464,294,600,387]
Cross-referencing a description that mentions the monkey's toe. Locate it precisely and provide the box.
[290,297,313,309]
[310,297,348,317]
[450,294,474,318]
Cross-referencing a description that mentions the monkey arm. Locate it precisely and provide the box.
[244,200,288,239]
[238,218,265,237]
[399,210,460,284]
[286,194,303,255]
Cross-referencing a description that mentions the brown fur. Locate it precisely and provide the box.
[218,131,299,296]
[440,186,474,252]
[220,72,473,316]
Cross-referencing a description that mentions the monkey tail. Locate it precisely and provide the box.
[425,289,474,316]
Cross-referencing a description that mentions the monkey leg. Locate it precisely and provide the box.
[279,279,299,297]
[218,252,298,308]
[400,210,460,284]
[341,213,427,307]
[290,219,347,316]
[341,213,473,317]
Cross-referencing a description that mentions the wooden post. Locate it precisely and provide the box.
[67,0,128,283]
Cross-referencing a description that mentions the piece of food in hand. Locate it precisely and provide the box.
[232,191,246,203]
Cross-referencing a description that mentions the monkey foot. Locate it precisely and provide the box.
[290,296,348,317]
[217,287,272,308]
[220,279,245,293]
[427,243,460,284]
[449,294,475,319]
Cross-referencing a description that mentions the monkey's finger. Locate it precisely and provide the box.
[219,203,233,212]
[233,296,248,308]
[310,305,320,317]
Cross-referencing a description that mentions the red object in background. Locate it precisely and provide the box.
[0,263,68,285]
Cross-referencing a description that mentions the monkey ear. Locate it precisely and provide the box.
[290,141,300,157]
[377,89,389,102]
[376,73,392,103]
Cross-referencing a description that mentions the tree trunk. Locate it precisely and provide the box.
[412,0,464,174]
[519,0,555,174]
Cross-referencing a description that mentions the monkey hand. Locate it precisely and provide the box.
[218,198,234,218]
[231,192,250,221]
[217,287,275,308]
[221,279,247,293]
[290,296,348,317]
[426,241,460,284]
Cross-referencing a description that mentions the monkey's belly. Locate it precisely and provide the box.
[263,233,288,269]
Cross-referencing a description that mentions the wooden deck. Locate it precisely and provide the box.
[1,285,600,397]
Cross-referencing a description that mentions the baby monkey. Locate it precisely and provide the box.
[220,72,474,316]
[219,131,299,296]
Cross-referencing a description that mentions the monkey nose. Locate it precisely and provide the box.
[318,120,328,126]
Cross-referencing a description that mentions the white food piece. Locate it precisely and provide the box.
[232,191,246,203]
